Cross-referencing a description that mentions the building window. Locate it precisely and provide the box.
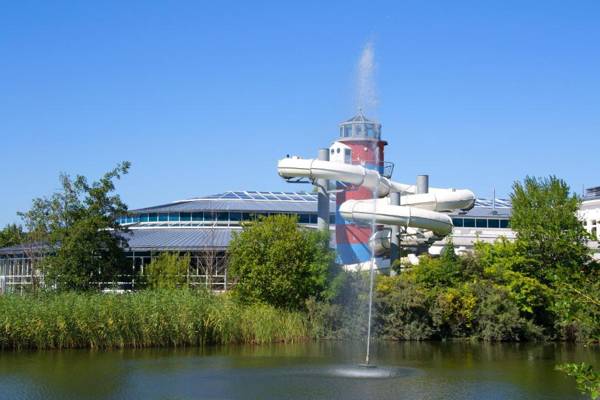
[476,219,487,228]
[158,213,169,222]
[500,219,510,228]
[217,212,229,222]
[140,214,149,223]
[204,212,215,222]
[180,212,191,221]
[230,212,242,222]
[149,213,158,222]
[192,212,203,221]
[169,213,179,222]
[463,218,475,228]
[488,219,500,228]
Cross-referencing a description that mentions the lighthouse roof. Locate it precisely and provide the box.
[339,112,382,140]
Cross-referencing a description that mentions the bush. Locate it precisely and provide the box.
[145,252,190,289]
[228,215,336,310]
[376,276,435,340]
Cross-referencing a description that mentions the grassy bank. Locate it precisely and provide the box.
[0,290,311,350]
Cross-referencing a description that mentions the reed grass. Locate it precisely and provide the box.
[0,290,312,350]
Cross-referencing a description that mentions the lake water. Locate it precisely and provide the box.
[0,341,597,399]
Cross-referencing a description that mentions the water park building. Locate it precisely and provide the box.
[0,114,598,293]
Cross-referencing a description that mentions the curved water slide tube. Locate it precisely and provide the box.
[277,157,475,237]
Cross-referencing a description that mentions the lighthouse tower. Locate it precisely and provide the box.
[330,113,387,265]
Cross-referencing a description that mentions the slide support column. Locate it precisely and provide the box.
[389,191,401,270]
[317,148,330,232]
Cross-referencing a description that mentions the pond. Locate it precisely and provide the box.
[0,341,597,399]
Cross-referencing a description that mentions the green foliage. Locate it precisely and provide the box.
[18,162,131,291]
[228,215,336,310]
[145,253,190,289]
[552,272,600,342]
[511,176,591,282]
[556,363,600,399]
[0,290,310,350]
[0,224,26,248]
[376,275,434,340]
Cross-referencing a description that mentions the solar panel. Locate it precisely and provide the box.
[234,192,251,199]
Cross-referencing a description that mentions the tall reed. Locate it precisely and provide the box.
[0,290,312,350]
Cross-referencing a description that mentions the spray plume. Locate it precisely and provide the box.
[356,40,378,115]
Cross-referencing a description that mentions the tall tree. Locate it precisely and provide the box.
[19,162,131,291]
[0,224,26,248]
[510,176,591,282]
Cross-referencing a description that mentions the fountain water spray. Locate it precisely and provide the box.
[276,39,476,371]
[356,40,378,115]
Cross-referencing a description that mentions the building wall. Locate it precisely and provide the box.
[579,198,600,240]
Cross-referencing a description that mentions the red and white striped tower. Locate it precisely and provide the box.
[330,113,387,265]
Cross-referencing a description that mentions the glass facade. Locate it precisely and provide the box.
[119,212,511,230]
[118,211,339,227]
[452,217,510,229]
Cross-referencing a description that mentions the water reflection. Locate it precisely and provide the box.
[0,342,596,400]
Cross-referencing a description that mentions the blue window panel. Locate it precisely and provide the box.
[169,213,179,222]
[488,219,500,228]
[452,218,464,227]
[133,215,140,223]
[476,219,487,228]
[192,212,203,221]
[180,212,191,221]
[149,213,158,222]
[158,213,169,222]
[222,193,238,199]
[127,216,133,223]
[204,212,215,221]
[309,214,317,224]
[463,218,475,227]
[217,212,229,221]
[330,214,336,224]
[299,213,310,223]
[262,195,278,200]
[140,214,149,223]
[500,219,510,228]
[230,212,241,221]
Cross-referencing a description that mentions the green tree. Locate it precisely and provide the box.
[228,214,335,310]
[145,252,191,289]
[19,162,131,291]
[510,176,591,282]
[0,224,26,248]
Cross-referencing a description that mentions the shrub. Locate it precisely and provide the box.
[145,252,190,289]
[228,215,336,310]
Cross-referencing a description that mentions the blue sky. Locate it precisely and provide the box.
[1,1,599,226]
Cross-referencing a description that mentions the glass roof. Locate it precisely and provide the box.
[197,191,332,202]
[474,198,511,208]
[193,191,511,208]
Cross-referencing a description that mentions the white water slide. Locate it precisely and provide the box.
[277,157,475,238]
